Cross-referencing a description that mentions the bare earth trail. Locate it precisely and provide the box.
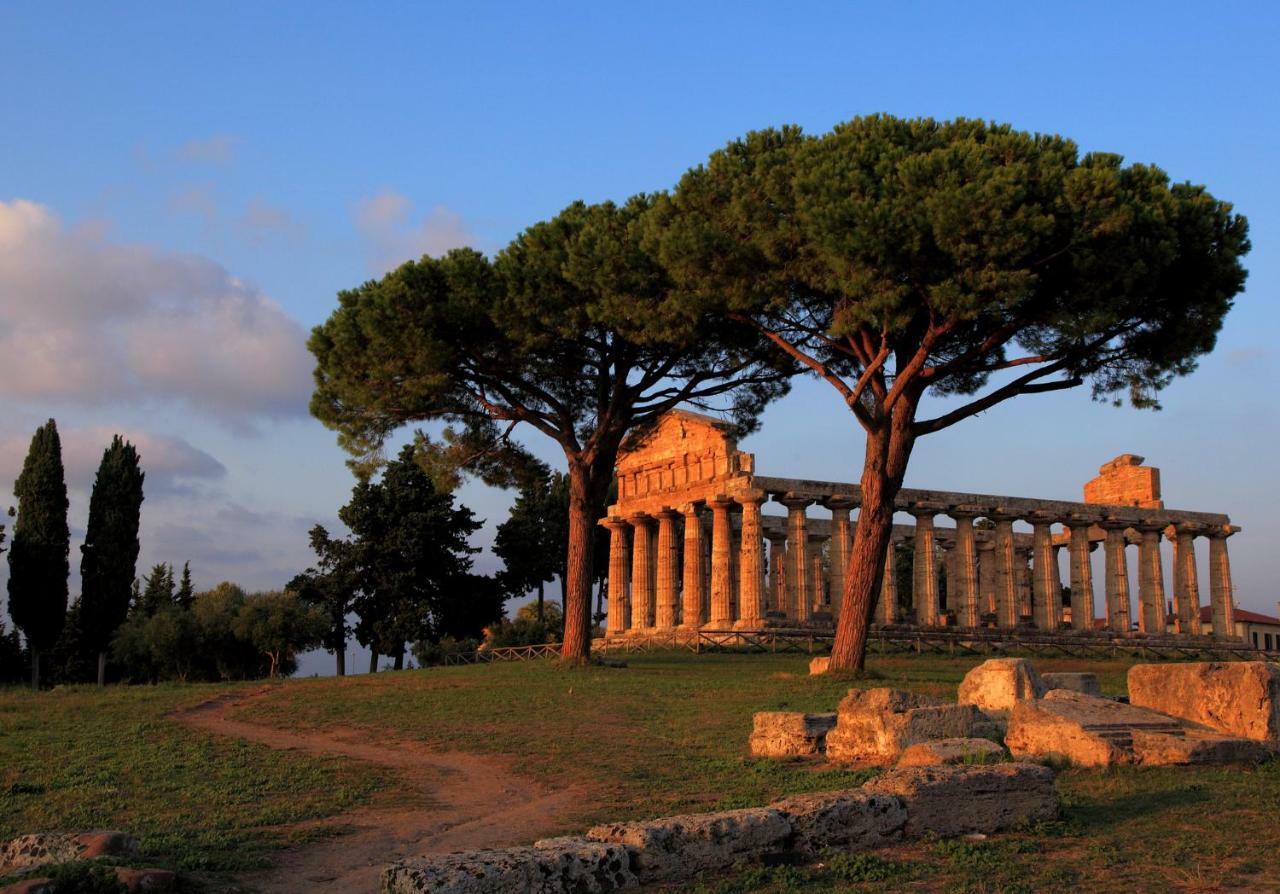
[175,688,585,894]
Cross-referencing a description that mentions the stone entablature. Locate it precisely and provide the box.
[601,412,1241,642]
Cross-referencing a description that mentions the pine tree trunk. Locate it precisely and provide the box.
[335,644,346,677]
[537,581,545,624]
[97,651,107,687]
[368,650,378,673]
[829,418,915,672]
[31,648,40,691]
[560,462,604,664]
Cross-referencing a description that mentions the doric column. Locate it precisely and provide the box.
[603,517,631,634]
[1208,526,1237,640]
[735,493,766,629]
[779,497,813,622]
[825,497,856,618]
[990,511,1020,628]
[707,497,734,628]
[1067,515,1097,631]
[1135,521,1168,635]
[1030,512,1057,631]
[952,507,980,627]
[654,509,680,630]
[765,532,787,614]
[628,513,654,629]
[879,539,898,624]
[1173,523,1203,635]
[680,504,706,629]
[1100,517,1134,633]
[910,504,940,625]
[808,534,827,613]
[977,538,996,621]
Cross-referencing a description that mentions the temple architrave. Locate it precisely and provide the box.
[599,410,1241,641]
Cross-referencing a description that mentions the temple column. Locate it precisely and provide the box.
[1208,527,1238,640]
[1174,523,1204,635]
[977,538,996,622]
[603,518,631,635]
[991,512,1020,628]
[628,513,654,629]
[825,497,856,618]
[1067,515,1097,632]
[735,493,766,629]
[707,497,734,628]
[680,504,706,629]
[765,532,787,614]
[879,539,898,624]
[952,508,980,627]
[1100,518,1133,633]
[1030,513,1057,631]
[809,534,827,613]
[780,497,813,622]
[654,509,680,630]
[1136,521,1168,635]
[910,505,940,625]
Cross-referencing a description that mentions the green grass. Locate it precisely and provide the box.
[3,651,1278,892]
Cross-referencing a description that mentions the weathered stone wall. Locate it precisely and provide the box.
[1083,454,1163,509]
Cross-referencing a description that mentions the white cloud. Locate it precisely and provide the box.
[0,199,314,426]
[175,133,239,165]
[353,189,475,273]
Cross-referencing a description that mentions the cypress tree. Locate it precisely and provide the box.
[8,419,70,690]
[79,435,145,685]
[139,563,175,616]
[175,561,194,609]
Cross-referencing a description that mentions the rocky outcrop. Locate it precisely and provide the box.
[382,839,637,894]
[862,763,1057,838]
[957,658,1047,713]
[1041,672,1102,697]
[586,808,790,883]
[1128,662,1280,745]
[748,712,837,757]
[768,790,905,854]
[0,831,138,877]
[896,737,1005,767]
[825,688,993,764]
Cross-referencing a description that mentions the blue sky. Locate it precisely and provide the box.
[2,2,1277,672]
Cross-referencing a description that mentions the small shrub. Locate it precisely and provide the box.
[40,861,128,894]
[825,850,916,882]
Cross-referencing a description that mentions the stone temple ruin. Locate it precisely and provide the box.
[599,410,1241,641]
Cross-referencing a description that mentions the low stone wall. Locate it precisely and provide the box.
[380,763,1058,893]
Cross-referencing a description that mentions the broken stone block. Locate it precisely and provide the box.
[1005,690,1188,767]
[585,808,790,883]
[381,839,636,894]
[748,711,837,757]
[1129,729,1273,766]
[862,763,1057,839]
[809,656,830,676]
[957,658,1047,713]
[0,831,137,876]
[1041,672,1102,697]
[1128,662,1280,745]
[896,737,1005,767]
[769,790,905,853]
[825,688,992,764]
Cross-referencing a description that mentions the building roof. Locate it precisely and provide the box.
[1200,605,1280,626]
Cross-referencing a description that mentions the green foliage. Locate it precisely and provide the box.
[233,590,326,678]
[78,435,145,659]
[483,599,564,647]
[825,850,919,883]
[175,562,194,610]
[288,525,359,671]
[136,563,175,617]
[493,473,568,604]
[8,419,70,669]
[34,860,128,893]
[410,634,480,667]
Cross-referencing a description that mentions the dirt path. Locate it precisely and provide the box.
[175,688,585,893]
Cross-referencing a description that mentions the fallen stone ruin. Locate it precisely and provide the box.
[753,659,1280,769]
[0,831,176,893]
[382,763,1057,893]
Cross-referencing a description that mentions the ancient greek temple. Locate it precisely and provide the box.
[599,410,1241,641]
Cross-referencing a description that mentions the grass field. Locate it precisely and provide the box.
[3,651,1278,892]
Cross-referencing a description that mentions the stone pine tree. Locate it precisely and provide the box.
[79,435,145,685]
[8,419,70,689]
[309,197,791,663]
[652,115,1250,671]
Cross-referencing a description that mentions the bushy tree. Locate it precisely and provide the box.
[288,525,359,675]
[79,435,145,685]
[653,115,1249,670]
[493,473,568,623]
[233,590,326,679]
[8,419,70,689]
[309,198,791,662]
